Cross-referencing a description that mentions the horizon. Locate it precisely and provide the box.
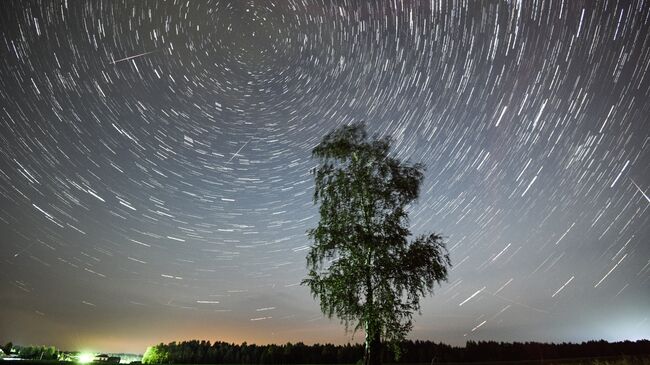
[1,0,649,356]
[8,338,650,357]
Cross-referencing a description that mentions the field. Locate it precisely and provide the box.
[426,357,650,365]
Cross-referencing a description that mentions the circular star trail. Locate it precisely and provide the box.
[1,0,649,352]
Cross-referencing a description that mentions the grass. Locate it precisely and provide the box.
[402,357,650,365]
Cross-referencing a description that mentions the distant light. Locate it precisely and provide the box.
[78,353,95,364]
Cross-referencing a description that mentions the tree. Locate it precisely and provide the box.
[143,344,168,364]
[2,342,12,356]
[16,345,57,360]
[302,122,451,365]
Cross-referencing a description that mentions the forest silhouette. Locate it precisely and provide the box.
[141,339,650,364]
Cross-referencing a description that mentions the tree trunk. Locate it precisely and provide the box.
[364,326,381,365]
[364,241,380,365]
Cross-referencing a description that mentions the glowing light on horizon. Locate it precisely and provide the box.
[78,353,95,364]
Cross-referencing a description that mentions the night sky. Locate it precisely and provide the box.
[1,0,649,354]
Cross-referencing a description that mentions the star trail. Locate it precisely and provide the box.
[0,0,649,353]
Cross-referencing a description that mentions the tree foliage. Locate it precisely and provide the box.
[142,340,363,364]
[302,122,451,364]
[1,342,12,356]
[16,345,58,360]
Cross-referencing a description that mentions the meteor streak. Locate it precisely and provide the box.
[227,138,253,163]
[630,178,650,203]
[110,50,157,64]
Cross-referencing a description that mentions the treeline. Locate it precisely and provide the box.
[143,341,361,364]
[13,345,58,360]
[142,339,650,364]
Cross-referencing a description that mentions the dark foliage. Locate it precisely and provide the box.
[2,341,13,355]
[303,122,451,364]
[141,339,650,364]
[15,345,58,360]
